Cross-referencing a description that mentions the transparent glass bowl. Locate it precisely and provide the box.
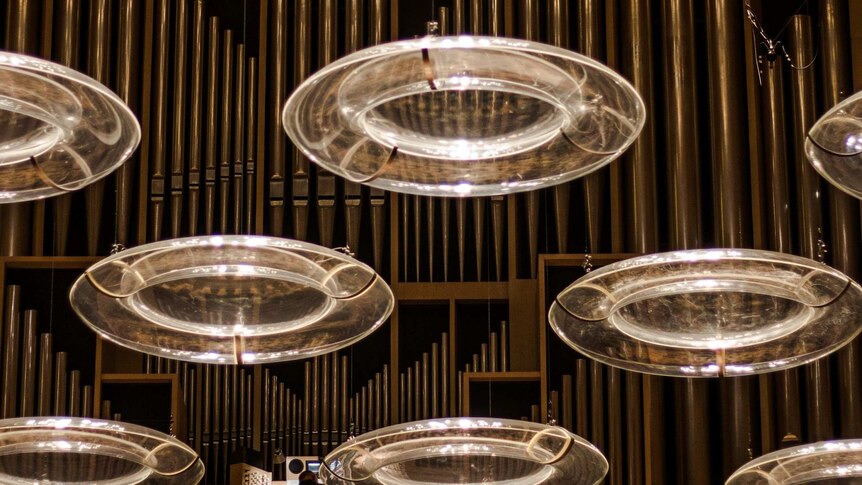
[69,236,394,364]
[320,418,608,485]
[0,51,140,202]
[549,249,862,377]
[0,417,203,484]
[726,439,862,484]
[282,35,644,197]
[807,90,862,199]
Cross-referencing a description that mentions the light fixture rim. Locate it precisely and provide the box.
[0,416,204,483]
[725,438,862,484]
[321,417,608,485]
[281,35,646,197]
[549,248,862,377]
[0,51,141,201]
[69,235,394,365]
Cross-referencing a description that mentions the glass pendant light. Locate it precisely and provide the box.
[320,418,608,485]
[0,51,140,202]
[807,90,862,199]
[726,439,862,484]
[69,236,394,365]
[282,35,644,197]
[549,249,862,377]
[0,417,204,484]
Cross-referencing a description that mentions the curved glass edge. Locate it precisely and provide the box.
[81,235,380,300]
[548,291,862,378]
[556,249,852,321]
[320,417,608,484]
[281,36,645,198]
[807,89,862,154]
[0,417,201,478]
[806,135,862,201]
[725,439,862,485]
[0,51,141,202]
[85,235,374,275]
[69,260,395,365]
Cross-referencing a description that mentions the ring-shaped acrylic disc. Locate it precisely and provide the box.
[549,249,862,377]
[282,36,645,197]
[69,236,394,364]
[807,89,862,199]
[0,417,203,484]
[0,51,140,202]
[320,418,607,485]
[726,439,862,484]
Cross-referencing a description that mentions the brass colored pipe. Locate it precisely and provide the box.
[762,57,803,449]
[269,0,288,236]
[312,356,320,455]
[399,372,406,424]
[431,344,439,418]
[375,372,382,429]
[576,360,589,438]
[303,361,311,454]
[322,353,331,450]
[341,356,348,441]
[51,0,81,255]
[82,385,92,418]
[219,30,234,235]
[69,370,81,417]
[316,0,338,247]
[37,333,51,416]
[53,351,67,415]
[204,17,221,235]
[421,353,429,419]
[2,286,21,418]
[441,333,449,416]
[169,0,189,239]
[789,16,833,443]
[407,364,414,422]
[245,57,257,235]
[413,363,420,421]
[187,0,204,236]
[201,365,210,482]
[212,365,221,482]
[607,369,623,484]
[147,0,170,242]
[233,44,246,235]
[292,0,312,240]
[562,374,573,432]
[330,353,339,450]
[473,199,485,279]
[383,364,390,426]
[589,362,604,452]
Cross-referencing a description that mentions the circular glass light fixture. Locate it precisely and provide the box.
[0,51,140,202]
[320,417,608,485]
[282,35,645,197]
[69,236,394,365]
[726,439,862,484]
[549,249,862,377]
[807,90,862,199]
[0,417,204,484]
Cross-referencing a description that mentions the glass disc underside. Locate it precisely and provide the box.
[0,51,140,202]
[69,236,394,364]
[726,439,862,485]
[0,417,203,484]
[807,89,862,200]
[549,249,862,377]
[283,36,645,197]
[320,418,607,485]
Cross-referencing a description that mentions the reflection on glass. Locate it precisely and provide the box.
[70,236,394,364]
[550,249,862,377]
[283,36,645,197]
